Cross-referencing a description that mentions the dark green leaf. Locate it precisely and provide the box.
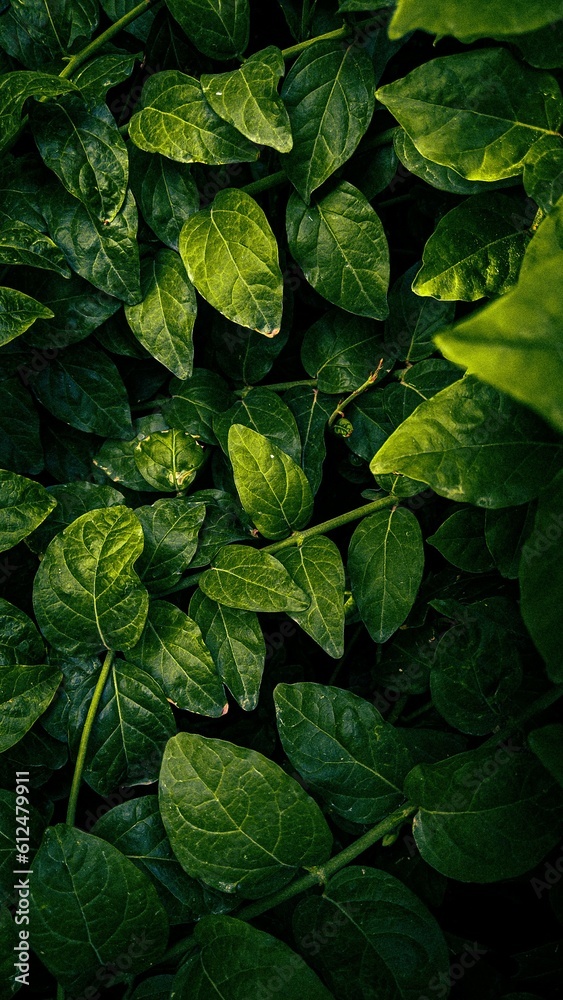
[0,789,45,905]
[159,732,332,897]
[0,375,42,475]
[0,220,70,276]
[389,0,563,40]
[520,471,563,681]
[0,662,61,752]
[135,498,205,594]
[528,725,563,788]
[393,128,504,195]
[0,469,55,553]
[93,415,167,493]
[428,507,495,572]
[276,537,345,657]
[0,286,53,346]
[0,597,43,664]
[10,0,98,52]
[26,481,125,555]
[100,0,156,41]
[130,150,199,251]
[72,52,140,105]
[164,0,249,59]
[287,182,389,319]
[199,544,309,613]
[0,71,75,153]
[33,506,148,654]
[180,189,283,335]
[20,271,121,349]
[280,39,375,202]
[384,264,455,362]
[283,386,332,494]
[185,489,251,568]
[0,906,18,997]
[214,386,301,462]
[523,135,563,213]
[348,507,424,643]
[485,505,535,579]
[301,309,388,393]
[163,369,235,446]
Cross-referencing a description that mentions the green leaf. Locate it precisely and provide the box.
[125,250,197,379]
[10,0,98,52]
[520,471,563,681]
[133,977,174,1000]
[42,185,141,304]
[26,481,125,556]
[0,597,44,664]
[485,505,535,579]
[0,286,53,347]
[28,341,133,438]
[283,386,333,495]
[528,725,563,787]
[133,429,207,492]
[180,189,283,335]
[189,589,265,711]
[164,0,249,59]
[287,182,389,319]
[172,915,334,998]
[393,127,508,196]
[413,193,530,301]
[389,0,563,40]
[72,52,140,105]
[0,374,42,475]
[0,469,56,553]
[185,489,251,568]
[93,415,166,493]
[0,662,61,753]
[348,507,424,643]
[428,507,495,573]
[100,0,156,41]
[129,71,258,164]
[0,789,46,903]
[0,220,70,277]
[199,544,309,613]
[228,423,313,540]
[435,195,563,433]
[370,376,563,507]
[280,39,375,202]
[201,46,292,152]
[214,386,301,462]
[135,498,206,595]
[130,150,200,251]
[301,309,388,393]
[128,600,227,716]
[513,23,563,70]
[0,153,44,230]
[523,135,563,214]
[31,96,129,222]
[29,825,168,996]
[159,732,332,897]
[84,658,176,795]
[211,310,290,385]
[404,745,563,881]
[276,537,345,657]
[0,71,75,153]
[376,49,563,181]
[19,271,121,349]
[384,264,455,362]
[274,682,414,823]
[163,369,235,446]
[33,506,149,655]
[293,867,449,999]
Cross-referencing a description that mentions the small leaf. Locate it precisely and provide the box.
[301,308,389,393]
[33,507,148,655]
[348,507,424,643]
[0,286,53,347]
[164,0,249,60]
[0,469,56,553]
[128,600,226,717]
[180,189,283,335]
[287,181,389,319]
[199,544,309,613]
[276,536,345,657]
[228,424,313,539]
[159,732,332,897]
[213,386,301,461]
[163,369,235,446]
[134,429,206,492]
[428,507,495,573]
[201,46,292,152]
[0,662,62,753]
[135,498,206,595]
[189,589,265,711]
[280,39,375,202]
[72,52,140,105]
[0,220,70,276]
[129,71,258,164]
[283,386,333,495]
[125,250,197,379]
[0,597,44,664]
[393,128,499,195]
[29,825,168,996]
[384,264,455,362]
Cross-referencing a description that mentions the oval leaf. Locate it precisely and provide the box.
[0,285,53,347]
[0,662,62,753]
[199,544,309,613]
[0,469,56,554]
[276,536,345,658]
[164,0,249,60]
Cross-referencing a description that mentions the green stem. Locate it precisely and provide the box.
[327,361,385,429]
[281,14,380,60]
[65,650,115,827]
[240,170,288,197]
[482,684,563,751]
[59,0,163,79]
[235,378,317,396]
[57,985,64,1000]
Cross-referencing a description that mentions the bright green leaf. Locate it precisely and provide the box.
[0,220,70,277]
[276,537,345,657]
[164,0,249,59]
[389,0,563,40]
[0,286,53,347]
[134,429,207,492]
[0,469,56,553]
[199,544,309,613]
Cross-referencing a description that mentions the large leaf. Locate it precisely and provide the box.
[0,662,61,753]
[172,915,333,999]
[201,46,292,152]
[29,825,168,996]
[10,0,98,52]
[292,867,449,999]
[164,0,249,59]
[127,600,227,717]
[31,96,129,222]
[84,658,176,795]
[370,376,562,507]
[28,341,133,438]
[199,544,309,613]
[287,182,389,319]
[405,746,563,881]
[0,374,42,475]
[0,71,75,153]
[435,194,563,433]
[0,469,56,553]
[33,507,149,655]
[189,590,265,712]
[523,134,563,213]
[389,0,563,40]
[376,49,563,181]
[280,39,375,202]
[125,250,197,379]
[276,536,345,657]
[179,189,283,335]
[134,498,206,595]
[129,71,258,164]
[393,127,501,196]
[228,424,313,539]
[348,507,424,643]
[213,386,301,462]
[159,732,332,898]
[0,286,53,347]
[520,471,563,681]
[42,185,141,304]
[413,193,530,301]
[274,682,414,823]
[0,220,70,276]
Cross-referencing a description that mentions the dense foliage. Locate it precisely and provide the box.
[0,1,563,997]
